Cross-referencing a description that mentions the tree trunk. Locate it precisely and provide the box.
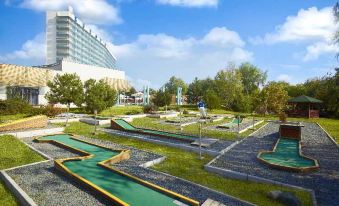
[65,103,70,127]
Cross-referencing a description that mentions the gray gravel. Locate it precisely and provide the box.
[210,122,339,206]
[101,128,235,153]
[7,135,251,206]
[206,119,261,133]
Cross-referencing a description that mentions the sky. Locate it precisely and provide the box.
[0,0,338,90]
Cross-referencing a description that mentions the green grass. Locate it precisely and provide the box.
[0,114,30,125]
[130,117,265,140]
[0,135,45,206]
[64,122,312,206]
[100,106,143,116]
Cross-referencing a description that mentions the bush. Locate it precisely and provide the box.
[125,110,142,115]
[0,99,33,115]
[183,109,189,115]
[143,104,158,114]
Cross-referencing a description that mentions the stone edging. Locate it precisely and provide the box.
[146,167,256,206]
[139,156,166,168]
[316,123,338,147]
[206,123,268,166]
[239,120,264,133]
[0,171,38,206]
[0,138,53,206]
[101,129,220,156]
[204,165,317,206]
[0,127,64,139]
[204,122,317,206]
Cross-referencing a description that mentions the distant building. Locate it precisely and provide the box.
[46,6,116,69]
[0,7,130,105]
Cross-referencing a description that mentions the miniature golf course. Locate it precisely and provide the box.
[111,119,197,142]
[217,118,242,129]
[36,134,199,206]
[257,137,319,172]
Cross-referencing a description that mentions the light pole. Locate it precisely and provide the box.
[93,109,98,135]
[199,121,202,159]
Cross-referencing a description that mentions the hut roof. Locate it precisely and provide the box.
[288,95,323,103]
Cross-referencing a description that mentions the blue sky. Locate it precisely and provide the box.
[0,0,338,89]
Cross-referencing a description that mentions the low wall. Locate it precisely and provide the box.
[0,115,48,132]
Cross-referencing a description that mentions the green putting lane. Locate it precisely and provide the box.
[38,134,196,206]
[258,138,316,168]
[114,119,196,141]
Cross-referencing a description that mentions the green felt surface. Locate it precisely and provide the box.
[39,134,191,206]
[259,138,316,168]
[114,119,196,140]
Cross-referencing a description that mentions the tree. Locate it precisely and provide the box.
[214,65,244,109]
[152,89,172,107]
[187,77,216,104]
[46,73,84,125]
[203,89,221,110]
[259,81,289,114]
[125,87,137,96]
[84,79,117,113]
[164,76,188,95]
[238,62,267,95]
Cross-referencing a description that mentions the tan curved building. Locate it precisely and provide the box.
[0,62,130,105]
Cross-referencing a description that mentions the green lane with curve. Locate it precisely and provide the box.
[38,134,195,206]
[258,138,316,168]
[114,119,196,141]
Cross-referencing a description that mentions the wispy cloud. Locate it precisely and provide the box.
[19,0,122,25]
[0,33,45,63]
[156,0,218,8]
[249,6,338,61]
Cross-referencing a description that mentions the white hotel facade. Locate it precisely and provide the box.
[0,7,130,105]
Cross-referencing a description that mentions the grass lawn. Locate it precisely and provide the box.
[0,135,45,206]
[100,106,143,116]
[65,122,312,206]
[131,117,265,140]
[0,114,30,125]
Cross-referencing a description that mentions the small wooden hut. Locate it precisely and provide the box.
[287,95,322,118]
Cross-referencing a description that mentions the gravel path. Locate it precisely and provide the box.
[210,122,339,206]
[101,128,235,153]
[206,119,261,133]
[6,135,251,206]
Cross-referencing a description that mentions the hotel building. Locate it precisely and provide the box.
[0,7,130,105]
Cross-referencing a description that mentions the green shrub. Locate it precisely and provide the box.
[0,99,32,115]
[126,110,142,115]
[143,104,158,114]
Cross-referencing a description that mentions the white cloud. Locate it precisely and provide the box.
[202,27,245,47]
[20,0,122,25]
[108,27,253,86]
[251,7,335,44]
[156,0,218,8]
[0,33,45,62]
[250,6,339,61]
[277,74,291,82]
[303,42,339,61]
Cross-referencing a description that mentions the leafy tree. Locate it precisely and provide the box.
[203,89,221,110]
[125,87,137,96]
[238,62,267,95]
[285,84,306,97]
[187,77,216,104]
[46,73,84,125]
[214,65,244,109]
[84,79,117,113]
[259,81,289,114]
[152,89,172,107]
[164,76,188,95]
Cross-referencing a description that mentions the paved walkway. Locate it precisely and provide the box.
[210,122,339,206]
